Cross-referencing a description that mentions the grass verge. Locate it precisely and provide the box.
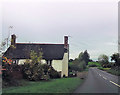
[107,69,120,76]
[98,67,120,76]
[3,77,83,93]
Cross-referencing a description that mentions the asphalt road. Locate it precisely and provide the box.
[74,67,120,93]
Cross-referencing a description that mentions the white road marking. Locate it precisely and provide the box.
[99,74,101,76]
[110,81,120,88]
[103,76,107,80]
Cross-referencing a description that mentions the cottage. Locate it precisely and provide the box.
[3,35,69,77]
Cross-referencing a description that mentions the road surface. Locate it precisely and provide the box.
[74,67,120,93]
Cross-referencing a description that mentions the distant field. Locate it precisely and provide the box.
[3,77,83,93]
[88,62,101,67]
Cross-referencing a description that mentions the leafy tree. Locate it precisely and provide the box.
[78,52,84,61]
[82,50,90,65]
[111,53,120,66]
[69,50,90,72]
[78,50,90,65]
[98,54,109,67]
[30,49,43,65]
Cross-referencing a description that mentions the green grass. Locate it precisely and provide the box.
[88,62,101,67]
[97,67,111,70]
[107,69,120,76]
[98,67,120,76]
[3,77,83,93]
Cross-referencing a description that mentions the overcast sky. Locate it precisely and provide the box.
[0,0,119,60]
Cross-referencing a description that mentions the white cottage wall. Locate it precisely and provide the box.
[18,59,46,64]
[52,60,62,72]
[18,59,26,64]
[61,53,68,77]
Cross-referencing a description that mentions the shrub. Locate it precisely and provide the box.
[69,64,81,71]
[41,74,50,81]
[79,61,86,70]
[23,63,60,80]
[23,63,44,81]
[69,60,86,72]
[48,67,61,78]
[41,64,49,75]
[22,50,49,81]
[2,64,23,87]
[3,79,22,88]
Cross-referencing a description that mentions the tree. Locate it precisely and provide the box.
[30,49,43,65]
[0,39,7,56]
[111,53,120,66]
[78,52,83,62]
[82,50,90,65]
[98,54,109,67]
[78,50,90,65]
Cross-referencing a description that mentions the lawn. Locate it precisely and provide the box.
[3,77,83,93]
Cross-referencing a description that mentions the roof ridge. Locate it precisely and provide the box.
[16,43,64,45]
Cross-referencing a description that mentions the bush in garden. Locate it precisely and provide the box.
[23,63,60,80]
[41,74,50,81]
[23,50,46,81]
[2,62,23,87]
[41,64,49,75]
[48,67,61,78]
[23,62,45,81]
[23,49,61,80]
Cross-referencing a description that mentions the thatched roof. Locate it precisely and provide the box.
[4,43,66,60]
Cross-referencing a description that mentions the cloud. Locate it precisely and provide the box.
[105,42,117,46]
[2,0,118,60]
[2,0,119,3]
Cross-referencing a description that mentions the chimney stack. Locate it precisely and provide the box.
[11,34,16,46]
[64,36,68,50]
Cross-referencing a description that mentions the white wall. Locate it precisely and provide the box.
[61,53,68,77]
[52,60,62,72]
[41,59,46,64]
[18,59,26,64]
[18,59,46,64]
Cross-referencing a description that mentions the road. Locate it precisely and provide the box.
[74,67,120,93]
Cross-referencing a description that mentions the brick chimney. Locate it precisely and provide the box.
[64,36,68,50]
[11,34,16,46]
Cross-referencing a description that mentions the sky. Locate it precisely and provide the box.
[0,0,119,60]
